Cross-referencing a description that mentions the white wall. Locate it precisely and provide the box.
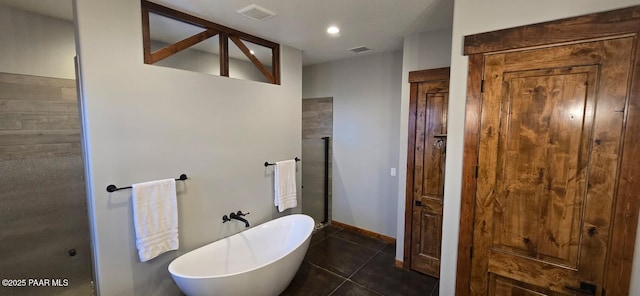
[395,28,452,261]
[303,51,403,238]
[74,0,302,295]
[0,5,76,79]
[442,1,640,295]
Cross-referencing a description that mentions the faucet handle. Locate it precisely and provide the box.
[236,211,250,217]
[222,215,231,223]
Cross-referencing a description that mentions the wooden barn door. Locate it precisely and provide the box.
[404,68,449,278]
[469,37,634,295]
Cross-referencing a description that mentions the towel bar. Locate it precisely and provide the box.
[264,157,300,167]
[106,174,188,192]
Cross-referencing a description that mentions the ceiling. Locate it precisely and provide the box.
[0,0,453,66]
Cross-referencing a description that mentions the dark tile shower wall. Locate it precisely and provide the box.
[302,98,333,224]
[0,73,93,295]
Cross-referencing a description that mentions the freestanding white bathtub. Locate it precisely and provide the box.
[168,214,314,296]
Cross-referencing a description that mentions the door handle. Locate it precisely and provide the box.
[565,282,596,295]
[415,200,423,206]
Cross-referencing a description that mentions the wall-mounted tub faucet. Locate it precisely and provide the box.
[229,211,250,228]
[222,211,250,227]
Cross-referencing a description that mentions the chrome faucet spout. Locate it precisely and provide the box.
[229,212,250,227]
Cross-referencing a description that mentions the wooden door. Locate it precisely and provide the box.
[470,37,634,295]
[406,68,449,278]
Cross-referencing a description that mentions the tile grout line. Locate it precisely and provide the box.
[343,279,385,296]
[306,261,348,280]
[317,227,394,296]
[314,228,438,296]
[328,241,388,296]
[429,281,439,296]
[304,261,351,295]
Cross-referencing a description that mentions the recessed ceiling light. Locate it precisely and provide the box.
[327,26,340,34]
[250,50,255,55]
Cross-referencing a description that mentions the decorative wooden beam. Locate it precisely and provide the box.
[149,29,218,64]
[229,35,275,83]
[142,0,278,49]
[408,68,449,83]
[272,46,280,85]
[463,5,640,55]
[219,33,229,77]
[141,5,151,64]
[141,0,280,84]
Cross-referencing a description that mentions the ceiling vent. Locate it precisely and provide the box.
[349,46,371,54]
[237,4,276,21]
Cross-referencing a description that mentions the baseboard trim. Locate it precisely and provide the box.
[395,259,404,269]
[331,220,396,244]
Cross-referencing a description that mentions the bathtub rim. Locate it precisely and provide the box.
[168,213,314,280]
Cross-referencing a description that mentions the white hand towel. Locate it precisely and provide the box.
[132,179,179,262]
[274,160,297,212]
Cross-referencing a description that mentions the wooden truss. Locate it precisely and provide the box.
[141,0,280,84]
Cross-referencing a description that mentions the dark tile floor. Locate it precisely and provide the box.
[281,225,439,296]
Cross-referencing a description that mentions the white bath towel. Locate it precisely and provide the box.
[132,179,179,262]
[274,160,297,212]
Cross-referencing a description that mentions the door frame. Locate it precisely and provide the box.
[456,5,640,295]
[403,67,450,269]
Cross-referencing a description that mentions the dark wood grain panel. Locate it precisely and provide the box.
[409,74,449,278]
[141,3,151,64]
[489,274,562,296]
[422,92,447,197]
[404,82,419,268]
[273,41,281,85]
[219,32,229,77]
[410,210,441,277]
[469,37,634,296]
[605,32,640,296]
[409,68,450,83]
[419,212,442,258]
[404,68,450,275]
[492,67,596,269]
[459,7,640,295]
[470,53,505,296]
[488,251,577,294]
[456,53,484,296]
[464,5,640,55]
[413,91,428,201]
